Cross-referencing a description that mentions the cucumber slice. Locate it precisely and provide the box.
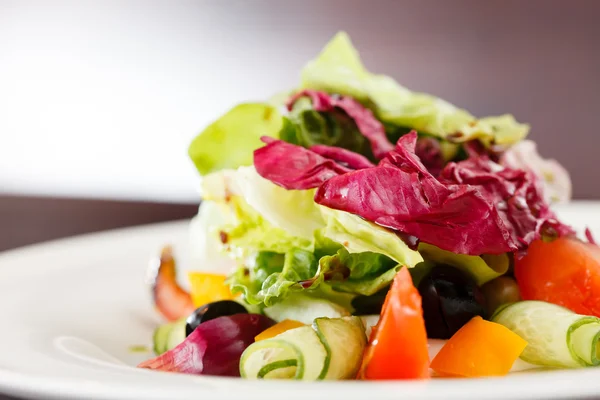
[240,316,366,380]
[264,294,350,324]
[152,317,187,355]
[152,323,172,355]
[240,326,326,379]
[492,301,600,368]
[313,317,366,379]
[166,318,187,352]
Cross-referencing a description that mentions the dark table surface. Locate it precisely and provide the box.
[0,195,198,400]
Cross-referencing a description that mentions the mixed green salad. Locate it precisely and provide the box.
[138,32,600,380]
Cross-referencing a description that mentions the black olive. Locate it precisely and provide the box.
[185,300,248,336]
[418,265,486,339]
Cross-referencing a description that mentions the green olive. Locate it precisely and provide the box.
[481,276,521,316]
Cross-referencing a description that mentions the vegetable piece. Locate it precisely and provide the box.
[281,99,374,160]
[201,167,322,250]
[300,31,529,147]
[188,200,237,275]
[240,316,366,380]
[287,90,394,159]
[430,316,527,377]
[264,294,350,325]
[188,103,282,176]
[418,266,486,339]
[231,249,318,307]
[319,207,423,267]
[315,132,573,255]
[358,267,430,380]
[139,314,275,376]
[152,321,174,355]
[515,237,600,317]
[232,166,325,240]
[306,248,399,297]
[188,272,235,308]
[166,318,187,352]
[253,137,353,190]
[501,139,572,204]
[149,247,195,322]
[255,320,305,342]
[185,301,248,336]
[418,243,510,286]
[310,145,375,170]
[492,301,600,368]
[481,276,521,316]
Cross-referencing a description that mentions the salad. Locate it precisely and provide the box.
[138,32,600,380]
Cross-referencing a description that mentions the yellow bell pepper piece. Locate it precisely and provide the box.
[188,272,235,308]
[431,316,527,377]
[254,319,305,342]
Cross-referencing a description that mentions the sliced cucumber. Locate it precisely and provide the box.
[166,318,187,352]
[152,323,172,355]
[152,317,187,355]
[240,316,366,380]
[492,301,600,368]
[264,294,350,324]
[313,317,366,379]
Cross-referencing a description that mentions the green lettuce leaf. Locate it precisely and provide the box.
[320,206,423,267]
[188,103,282,176]
[301,32,529,147]
[226,197,313,254]
[201,167,324,253]
[418,242,510,285]
[279,97,373,159]
[315,249,399,296]
[230,249,318,307]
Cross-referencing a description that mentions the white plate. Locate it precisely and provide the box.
[1,202,600,400]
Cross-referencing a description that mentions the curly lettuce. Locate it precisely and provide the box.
[188,104,282,176]
[301,32,529,147]
[319,206,423,267]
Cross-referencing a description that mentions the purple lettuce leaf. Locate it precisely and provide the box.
[315,131,573,255]
[138,314,275,377]
[254,137,371,190]
[310,144,375,170]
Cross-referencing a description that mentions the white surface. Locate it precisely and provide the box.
[0,202,599,399]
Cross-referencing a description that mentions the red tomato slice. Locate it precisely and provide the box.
[358,267,430,380]
[515,237,600,317]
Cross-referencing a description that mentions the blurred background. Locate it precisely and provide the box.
[1,0,599,251]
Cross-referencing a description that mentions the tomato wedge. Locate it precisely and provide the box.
[358,267,430,380]
[515,237,600,317]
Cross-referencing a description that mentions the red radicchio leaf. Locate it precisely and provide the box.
[315,131,573,255]
[138,314,275,377]
[310,144,375,170]
[414,137,445,176]
[287,90,394,159]
[254,137,370,190]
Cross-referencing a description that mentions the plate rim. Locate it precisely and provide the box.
[1,201,600,400]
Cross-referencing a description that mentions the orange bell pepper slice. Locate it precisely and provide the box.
[358,267,430,380]
[431,316,527,377]
[254,319,305,342]
[188,272,235,308]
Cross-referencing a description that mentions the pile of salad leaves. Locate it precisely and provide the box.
[188,32,572,310]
